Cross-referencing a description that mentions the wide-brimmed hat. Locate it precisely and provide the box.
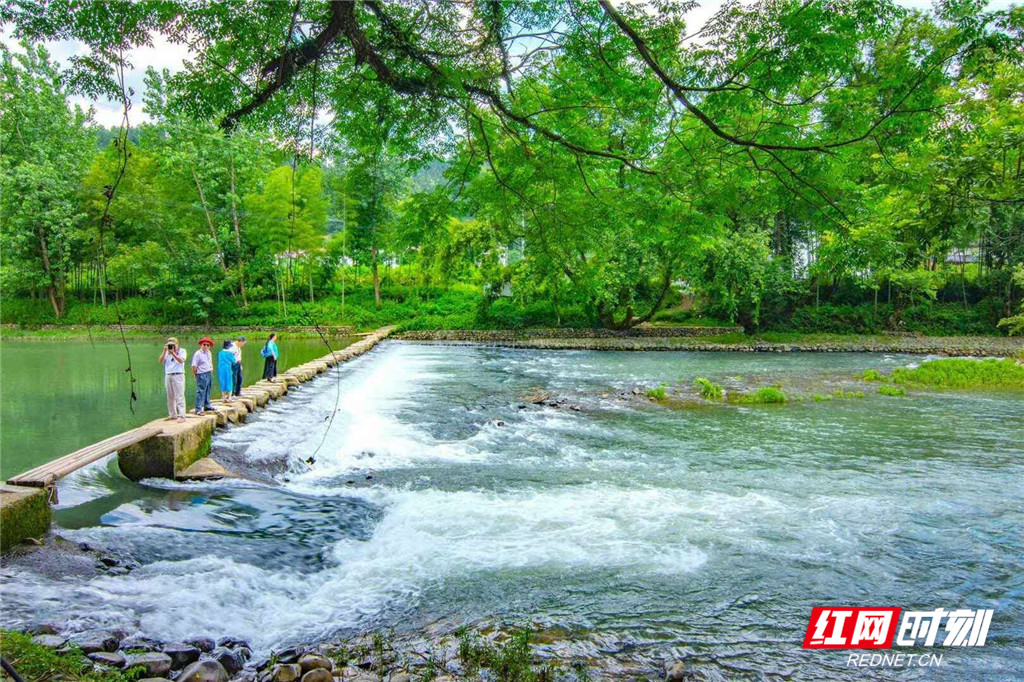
[166,337,179,346]
[199,337,213,346]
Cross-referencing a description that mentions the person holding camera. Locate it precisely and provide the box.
[159,337,187,422]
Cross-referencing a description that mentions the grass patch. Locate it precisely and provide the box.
[728,386,788,405]
[456,627,556,682]
[693,377,724,400]
[0,630,144,681]
[890,358,1024,389]
[860,369,889,382]
[878,385,907,397]
[646,385,668,400]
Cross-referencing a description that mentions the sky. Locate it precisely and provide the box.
[2,0,1017,128]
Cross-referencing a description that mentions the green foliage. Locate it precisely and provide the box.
[693,377,724,400]
[646,385,668,401]
[861,369,888,382]
[729,386,788,405]
[998,267,1024,336]
[0,630,143,681]
[891,358,1024,389]
[456,628,553,682]
[878,385,907,397]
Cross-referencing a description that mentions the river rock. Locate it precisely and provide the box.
[70,631,120,653]
[210,646,245,674]
[389,674,411,682]
[164,642,201,668]
[127,652,173,677]
[32,634,66,648]
[177,659,230,682]
[270,646,301,664]
[266,663,302,682]
[217,636,250,650]
[185,636,217,653]
[87,651,126,668]
[665,660,687,681]
[29,623,60,635]
[120,634,164,651]
[298,653,332,673]
[299,671,332,682]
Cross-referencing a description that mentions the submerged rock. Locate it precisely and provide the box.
[185,636,216,653]
[665,660,687,681]
[177,659,230,682]
[216,636,250,650]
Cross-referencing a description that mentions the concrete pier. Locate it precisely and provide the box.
[2,326,394,551]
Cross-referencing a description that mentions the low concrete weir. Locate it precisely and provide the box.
[0,326,395,552]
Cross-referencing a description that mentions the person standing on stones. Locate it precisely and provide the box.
[231,336,246,397]
[217,340,236,403]
[261,332,279,382]
[191,337,215,415]
[159,337,187,422]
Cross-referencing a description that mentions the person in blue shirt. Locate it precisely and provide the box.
[262,332,280,382]
[217,340,236,402]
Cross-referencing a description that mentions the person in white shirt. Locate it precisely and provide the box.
[191,337,215,415]
[159,337,187,421]
[230,336,246,397]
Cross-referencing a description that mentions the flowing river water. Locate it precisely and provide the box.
[2,342,1022,680]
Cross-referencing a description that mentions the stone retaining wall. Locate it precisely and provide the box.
[395,325,742,342]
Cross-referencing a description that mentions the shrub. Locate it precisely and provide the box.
[878,385,907,397]
[647,385,668,400]
[891,358,1024,389]
[729,386,788,404]
[693,377,724,400]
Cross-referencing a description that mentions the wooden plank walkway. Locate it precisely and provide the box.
[7,425,163,487]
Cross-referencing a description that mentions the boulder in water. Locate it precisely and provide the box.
[185,636,216,653]
[217,636,250,650]
[665,660,687,681]
[210,646,245,674]
[177,659,230,682]
[163,642,201,669]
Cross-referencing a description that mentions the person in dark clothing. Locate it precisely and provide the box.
[261,332,279,381]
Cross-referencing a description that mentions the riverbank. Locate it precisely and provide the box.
[1,618,682,681]
[396,330,1024,356]
[5,325,1021,356]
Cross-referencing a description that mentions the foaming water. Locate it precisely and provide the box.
[2,343,1023,679]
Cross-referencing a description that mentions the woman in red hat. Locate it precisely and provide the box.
[191,337,215,415]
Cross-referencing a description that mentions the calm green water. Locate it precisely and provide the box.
[1,343,1022,680]
[0,335,356,478]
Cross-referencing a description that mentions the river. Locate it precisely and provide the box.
[1,342,1022,680]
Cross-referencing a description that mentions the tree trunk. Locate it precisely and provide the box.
[372,238,381,308]
[191,166,229,274]
[37,225,65,317]
[229,156,248,308]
